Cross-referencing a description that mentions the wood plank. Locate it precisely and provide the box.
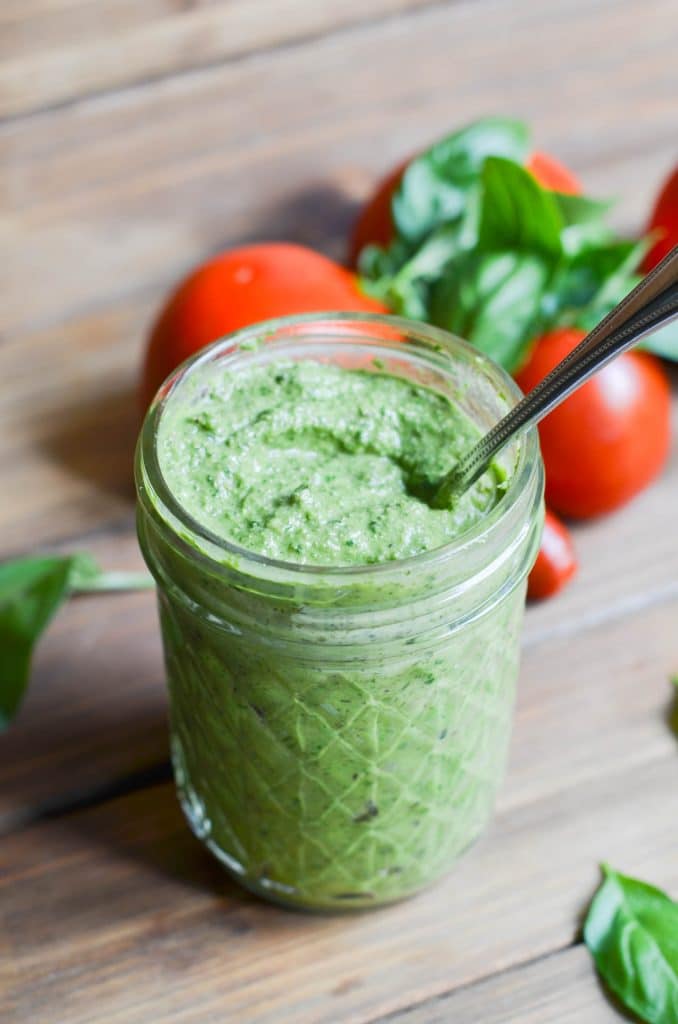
[508,596,677,812]
[381,946,622,1023]
[2,0,676,337]
[2,6,676,1022]
[2,750,676,1021]
[0,1,437,120]
[0,299,152,557]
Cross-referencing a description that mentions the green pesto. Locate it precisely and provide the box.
[158,359,502,565]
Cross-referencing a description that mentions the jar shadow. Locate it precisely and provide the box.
[60,778,304,926]
[236,177,367,264]
[39,379,140,506]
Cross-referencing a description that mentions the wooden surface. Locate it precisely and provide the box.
[1,1,677,1021]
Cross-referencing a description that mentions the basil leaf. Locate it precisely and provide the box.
[358,118,658,372]
[478,157,564,260]
[553,192,614,224]
[0,554,154,729]
[392,118,529,244]
[553,192,616,255]
[551,235,678,360]
[547,239,646,327]
[584,864,678,1024]
[431,250,549,371]
[380,220,474,318]
[0,555,86,728]
[357,238,412,283]
[586,239,647,310]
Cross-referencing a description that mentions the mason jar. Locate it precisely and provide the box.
[135,313,544,911]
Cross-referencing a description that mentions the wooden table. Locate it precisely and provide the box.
[2,2,677,1021]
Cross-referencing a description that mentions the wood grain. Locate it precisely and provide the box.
[2,753,676,1022]
[383,946,622,1023]
[2,0,676,338]
[2,2,678,1019]
[0,0,438,119]
[0,300,151,556]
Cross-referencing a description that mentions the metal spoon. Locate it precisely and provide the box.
[432,245,678,508]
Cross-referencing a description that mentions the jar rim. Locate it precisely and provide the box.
[135,311,542,588]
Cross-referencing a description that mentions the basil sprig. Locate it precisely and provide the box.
[359,118,678,370]
[585,864,678,1023]
[0,554,154,729]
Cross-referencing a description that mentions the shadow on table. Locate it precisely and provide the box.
[60,776,296,933]
[236,176,367,262]
[40,380,139,504]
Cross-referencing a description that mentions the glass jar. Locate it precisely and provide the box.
[135,313,544,911]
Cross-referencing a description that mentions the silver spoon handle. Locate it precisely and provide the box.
[436,245,678,504]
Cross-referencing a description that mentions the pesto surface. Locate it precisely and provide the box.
[158,359,501,565]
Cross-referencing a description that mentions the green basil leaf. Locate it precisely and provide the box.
[359,119,653,374]
[357,239,413,282]
[585,239,647,309]
[392,118,529,244]
[569,269,678,362]
[546,239,647,327]
[430,250,549,371]
[553,192,616,255]
[383,275,429,321]
[381,220,474,318]
[669,677,678,737]
[552,192,614,224]
[395,221,472,283]
[0,555,86,728]
[551,236,678,359]
[478,157,564,260]
[0,554,154,729]
[584,864,678,1024]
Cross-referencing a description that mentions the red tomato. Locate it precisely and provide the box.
[516,328,672,518]
[524,151,581,195]
[643,165,678,272]
[527,509,577,600]
[348,149,580,266]
[349,158,410,267]
[142,242,387,408]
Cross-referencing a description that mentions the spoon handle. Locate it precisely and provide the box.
[435,245,678,505]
